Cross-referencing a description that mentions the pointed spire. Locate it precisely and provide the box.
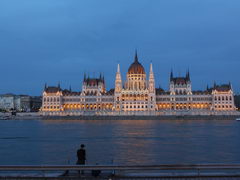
[134,49,138,62]
[117,64,120,73]
[44,83,47,90]
[115,63,122,92]
[102,74,105,82]
[214,81,217,88]
[150,63,153,73]
[69,85,72,92]
[206,84,209,91]
[229,81,232,89]
[186,69,190,81]
[149,63,154,80]
[170,69,173,81]
[99,73,102,80]
[115,64,122,82]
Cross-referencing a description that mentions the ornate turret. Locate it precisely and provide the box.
[149,63,155,93]
[148,63,156,111]
[115,64,122,93]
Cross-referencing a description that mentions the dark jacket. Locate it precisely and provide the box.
[77,148,86,164]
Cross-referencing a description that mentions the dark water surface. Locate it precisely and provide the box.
[0,119,240,165]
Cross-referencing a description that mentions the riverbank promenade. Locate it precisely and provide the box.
[1,164,240,180]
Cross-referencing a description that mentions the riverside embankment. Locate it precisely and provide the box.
[43,115,240,120]
[1,112,240,120]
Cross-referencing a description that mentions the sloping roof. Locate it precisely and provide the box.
[192,90,211,95]
[62,89,81,96]
[104,88,115,95]
[171,77,188,85]
[84,78,104,86]
[45,87,61,93]
[156,88,170,95]
[213,84,231,92]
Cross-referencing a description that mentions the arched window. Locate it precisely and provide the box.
[135,82,138,90]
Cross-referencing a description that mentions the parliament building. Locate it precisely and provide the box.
[41,52,238,116]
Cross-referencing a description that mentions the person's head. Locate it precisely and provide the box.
[80,144,85,148]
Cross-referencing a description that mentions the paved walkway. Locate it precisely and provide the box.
[1,176,240,180]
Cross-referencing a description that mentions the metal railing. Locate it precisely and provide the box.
[0,164,240,171]
[0,164,240,177]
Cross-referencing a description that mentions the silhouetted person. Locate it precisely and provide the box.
[77,144,86,174]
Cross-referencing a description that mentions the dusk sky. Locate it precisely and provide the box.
[0,0,240,95]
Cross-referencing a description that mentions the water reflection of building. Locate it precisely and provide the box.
[41,52,238,116]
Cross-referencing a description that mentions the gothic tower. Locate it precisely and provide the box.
[115,64,122,93]
[114,64,122,111]
[148,63,156,111]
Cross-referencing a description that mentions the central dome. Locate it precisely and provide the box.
[128,52,145,74]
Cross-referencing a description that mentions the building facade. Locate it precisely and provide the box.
[0,94,42,112]
[41,52,238,116]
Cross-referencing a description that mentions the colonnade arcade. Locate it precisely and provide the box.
[63,103,113,110]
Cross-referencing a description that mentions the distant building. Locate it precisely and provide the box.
[0,94,15,111]
[0,94,42,112]
[234,95,240,110]
[41,52,238,116]
[30,96,42,112]
[14,95,31,112]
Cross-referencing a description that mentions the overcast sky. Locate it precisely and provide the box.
[0,0,240,95]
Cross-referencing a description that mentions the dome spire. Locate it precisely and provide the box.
[128,50,145,75]
[134,49,138,62]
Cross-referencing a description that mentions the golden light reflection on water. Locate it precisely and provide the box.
[1,119,239,165]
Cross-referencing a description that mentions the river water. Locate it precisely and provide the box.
[0,119,239,165]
